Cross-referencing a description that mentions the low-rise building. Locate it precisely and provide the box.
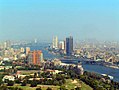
[2,75,15,82]
[0,66,4,70]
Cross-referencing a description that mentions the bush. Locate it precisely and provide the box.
[47,87,52,90]
[75,87,81,90]
[36,87,42,90]
[30,80,37,87]
[21,80,27,86]
[8,87,23,90]
[60,86,67,90]
[0,86,7,90]
[7,81,14,86]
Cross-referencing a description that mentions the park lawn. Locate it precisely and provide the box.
[64,79,93,90]
[79,81,93,90]
[8,79,93,90]
[64,79,80,89]
[19,70,40,75]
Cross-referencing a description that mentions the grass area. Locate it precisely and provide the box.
[18,70,40,75]
[64,79,93,90]
[8,79,93,90]
[64,79,80,89]
[79,81,93,90]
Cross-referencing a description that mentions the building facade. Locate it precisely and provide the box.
[27,50,43,65]
[26,47,30,55]
[59,41,65,50]
[66,36,73,56]
[52,36,58,49]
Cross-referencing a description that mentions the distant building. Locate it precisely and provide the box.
[4,42,7,49]
[40,53,44,62]
[66,36,73,56]
[3,58,10,61]
[75,64,84,75]
[13,55,18,60]
[20,47,25,53]
[4,40,11,49]
[26,47,30,55]
[27,50,43,65]
[2,75,15,82]
[59,41,65,50]
[34,38,37,43]
[52,36,58,49]
[0,66,4,70]
[52,59,62,66]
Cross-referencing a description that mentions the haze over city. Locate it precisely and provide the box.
[0,0,119,41]
[0,0,119,90]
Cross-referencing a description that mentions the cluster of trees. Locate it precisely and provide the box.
[20,73,66,87]
[15,63,119,90]
[0,86,53,90]
[1,59,119,90]
[16,64,42,70]
[79,71,119,90]
[0,86,23,90]
[44,62,83,76]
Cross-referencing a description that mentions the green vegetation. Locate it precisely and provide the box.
[0,79,92,90]
[79,71,119,90]
[8,85,59,90]
[63,79,92,90]
[7,81,14,86]
[0,59,119,90]
[80,81,92,90]
[0,86,23,90]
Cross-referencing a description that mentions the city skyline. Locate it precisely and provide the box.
[0,1,119,89]
[0,0,119,41]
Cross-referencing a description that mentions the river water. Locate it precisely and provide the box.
[13,43,119,82]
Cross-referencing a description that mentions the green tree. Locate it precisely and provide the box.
[36,87,42,90]
[21,80,27,86]
[30,80,37,87]
[75,87,81,90]
[95,87,105,90]
[0,86,7,90]
[60,86,67,90]
[8,87,23,90]
[7,81,14,86]
[34,73,37,78]
[47,87,52,90]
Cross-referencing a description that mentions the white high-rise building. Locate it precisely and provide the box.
[20,47,25,53]
[52,36,58,49]
[59,41,65,50]
[4,42,7,49]
[4,40,11,49]
[40,53,44,62]
[26,47,30,55]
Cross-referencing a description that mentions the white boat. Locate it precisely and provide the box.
[101,74,114,80]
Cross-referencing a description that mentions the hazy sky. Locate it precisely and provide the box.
[0,0,119,41]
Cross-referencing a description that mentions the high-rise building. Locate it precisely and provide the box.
[4,40,11,49]
[66,36,73,56]
[59,41,65,50]
[20,47,25,53]
[4,42,7,49]
[52,36,58,49]
[40,53,44,62]
[26,47,30,55]
[27,50,43,65]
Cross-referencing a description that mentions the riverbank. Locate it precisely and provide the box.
[13,44,119,82]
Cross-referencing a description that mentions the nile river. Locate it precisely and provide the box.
[13,43,119,82]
